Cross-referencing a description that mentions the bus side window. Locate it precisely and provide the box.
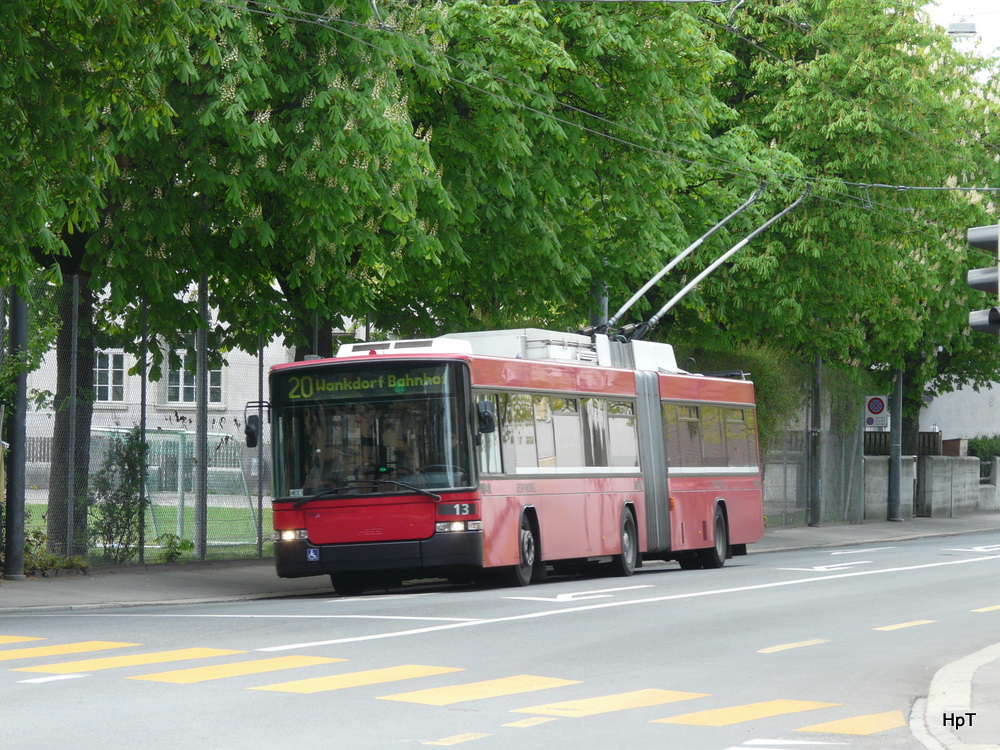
[725,407,756,467]
[501,392,537,471]
[477,393,502,474]
[534,396,585,469]
[725,409,750,466]
[552,398,583,468]
[608,401,639,468]
[664,403,702,467]
[701,405,726,467]
[534,396,557,468]
[582,397,609,467]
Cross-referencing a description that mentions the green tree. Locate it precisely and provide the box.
[379,1,800,336]
[4,1,459,549]
[697,0,1000,415]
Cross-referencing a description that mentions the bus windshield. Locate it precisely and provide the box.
[272,362,472,498]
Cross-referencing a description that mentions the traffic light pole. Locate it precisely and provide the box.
[967,224,1000,336]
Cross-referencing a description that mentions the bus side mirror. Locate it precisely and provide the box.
[477,401,496,434]
[245,414,260,448]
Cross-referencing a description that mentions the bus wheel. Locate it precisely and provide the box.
[508,515,537,587]
[610,512,637,577]
[698,507,728,569]
[330,574,366,597]
[677,555,702,570]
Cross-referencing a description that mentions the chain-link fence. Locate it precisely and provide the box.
[763,401,867,528]
[15,276,276,566]
[7,277,873,567]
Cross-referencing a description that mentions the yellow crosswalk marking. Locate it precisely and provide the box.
[251,665,463,694]
[381,675,580,706]
[972,605,1000,612]
[653,699,840,726]
[13,648,243,674]
[758,639,831,653]
[512,688,709,718]
[423,734,491,746]
[0,641,137,662]
[503,718,558,728]
[874,620,935,631]
[797,710,907,735]
[0,636,43,645]
[131,655,343,684]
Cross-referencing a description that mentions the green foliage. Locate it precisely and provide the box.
[12,530,89,576]
[88,428,149,565]
[155,533,194,563]
[968,435,1000,463]
[708,0,1000,402]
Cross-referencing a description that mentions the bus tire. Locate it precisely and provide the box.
[677,555,702,570]
[610,511,638,577]
[698,506,728,569]
[507,514,537,587]
[330,574,366,597]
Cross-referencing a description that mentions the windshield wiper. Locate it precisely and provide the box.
[292,478,440,508]
[380,479,441,501]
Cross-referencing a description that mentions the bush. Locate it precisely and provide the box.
[18,529,89,575]
[88,427,149,565]
[969,435,1000,463]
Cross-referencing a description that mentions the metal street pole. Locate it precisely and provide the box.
[808,354,823,526]
[888,368,903,521]
[4,288,28,580]
[194,274,208,559]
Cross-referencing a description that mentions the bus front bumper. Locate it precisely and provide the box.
[273,531,484,579]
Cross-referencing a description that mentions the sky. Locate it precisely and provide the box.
[924,0,1000,57]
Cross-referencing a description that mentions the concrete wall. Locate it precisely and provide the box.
[866,456,999,520]
[918,456,983,517]
[864,456,916,521]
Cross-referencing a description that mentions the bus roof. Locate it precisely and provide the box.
[335,328,681,373]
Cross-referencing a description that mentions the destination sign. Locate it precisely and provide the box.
[275,365,452,402]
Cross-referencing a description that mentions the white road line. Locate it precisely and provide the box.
[256,553,1000,651]
[830,547,895,555]
[18,674,88,684]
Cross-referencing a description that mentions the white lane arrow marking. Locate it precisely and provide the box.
[944,544,1000,554]
[778,561,873,572]
[505,584,653,602]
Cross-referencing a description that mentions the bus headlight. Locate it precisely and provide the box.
[273,529,309,542]
[435,521,483,533]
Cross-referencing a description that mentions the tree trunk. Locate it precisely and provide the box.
[45,279,95,556]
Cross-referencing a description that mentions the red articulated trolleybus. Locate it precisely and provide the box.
[246,328,764,596]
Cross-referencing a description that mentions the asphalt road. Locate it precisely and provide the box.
[3,533,1000,750]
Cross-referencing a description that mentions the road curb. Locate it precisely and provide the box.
[914,642,1000,750]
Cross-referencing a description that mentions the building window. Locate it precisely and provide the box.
[94,351,125,402]
[167,353,222,404]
